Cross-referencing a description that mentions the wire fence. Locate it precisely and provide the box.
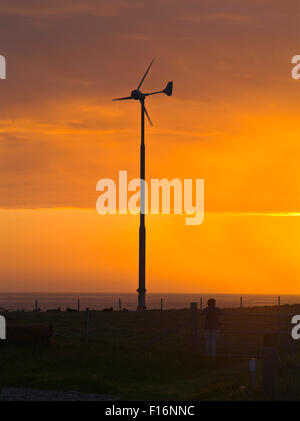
[45,304,299,358]
[3,302,300,400]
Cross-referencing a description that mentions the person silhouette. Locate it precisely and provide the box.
[202,298,223,357]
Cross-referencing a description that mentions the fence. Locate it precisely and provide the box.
[3,294,297,313]
[58,302,299,399]
[5,299,300,400]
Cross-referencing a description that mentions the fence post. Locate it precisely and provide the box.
[119,298,122,311]
[161,298,163,311]
[84,307,89,343]
[190,302,198,347]
[77,299,80,312]
[262,333,278,400]
[250,358,256,388]
[200,297,203,311]
[240,296,243,309]
[278,296,280,307]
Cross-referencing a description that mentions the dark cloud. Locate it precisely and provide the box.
[0,0,299,211]
[0,0,140,17]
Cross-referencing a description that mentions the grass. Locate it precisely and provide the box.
[0,305,300,400]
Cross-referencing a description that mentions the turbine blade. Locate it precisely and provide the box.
[137,59,154,90]
[144,106,153,126]
[112,96,132,101]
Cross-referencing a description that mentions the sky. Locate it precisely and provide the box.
[0,0,299,293]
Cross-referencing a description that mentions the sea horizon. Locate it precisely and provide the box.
[1,292,300,311]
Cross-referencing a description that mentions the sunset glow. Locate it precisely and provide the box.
[0,0,299,293]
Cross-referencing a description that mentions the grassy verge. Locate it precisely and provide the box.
[0,306,299,400]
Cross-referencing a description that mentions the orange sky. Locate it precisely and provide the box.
[0,0,299,293]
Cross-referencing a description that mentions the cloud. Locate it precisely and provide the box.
[0,0,140,17]
[0,0,298,214]
[179,12,252,23]
[114,33,149,41]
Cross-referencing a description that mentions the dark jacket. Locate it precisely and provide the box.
[202,306,223,329]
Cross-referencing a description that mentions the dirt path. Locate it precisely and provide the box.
[0,387,117,401]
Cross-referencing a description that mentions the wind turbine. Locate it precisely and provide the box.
[112,59,173,311]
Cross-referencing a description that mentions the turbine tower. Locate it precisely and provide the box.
[113,60,173,311]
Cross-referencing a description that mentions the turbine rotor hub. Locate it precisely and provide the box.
[131,89,145,100]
